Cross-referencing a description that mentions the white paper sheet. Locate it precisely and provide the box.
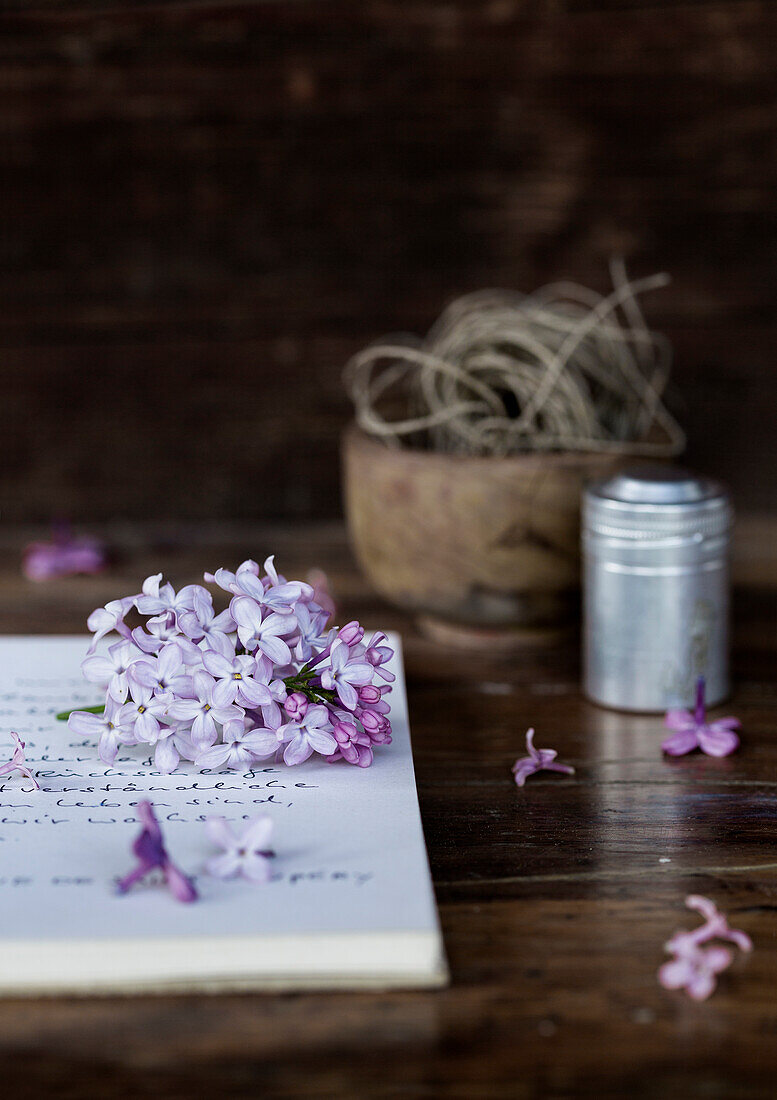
[0,635,447,993]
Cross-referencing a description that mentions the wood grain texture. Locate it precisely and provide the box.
[1,2,777,521]
[0,521,776,1096]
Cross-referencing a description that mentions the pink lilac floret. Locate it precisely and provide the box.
[662,677,740,758]
[658,894,752,1000]
[512,728,575,787]
[117,800,197,903]
[0,732,40,790]
[23,523,108,582]
[205,815,275,882]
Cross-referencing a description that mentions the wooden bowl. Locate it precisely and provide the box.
[342,424,625,643]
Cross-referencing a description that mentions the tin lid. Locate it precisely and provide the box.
[583,466,731,541]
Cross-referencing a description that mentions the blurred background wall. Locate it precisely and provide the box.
[2,1,776,523]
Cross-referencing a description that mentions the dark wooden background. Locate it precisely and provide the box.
[2,0,777,522]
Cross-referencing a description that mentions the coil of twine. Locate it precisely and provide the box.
[345,260,685,458]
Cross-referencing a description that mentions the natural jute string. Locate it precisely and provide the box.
[345,260,685,457]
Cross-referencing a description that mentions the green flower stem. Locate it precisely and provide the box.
[282,670,336,707]
[56,703,105,721]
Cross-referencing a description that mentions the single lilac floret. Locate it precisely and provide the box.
[204,558,260,595]
[318,640,373,710]
[23,526,107,582]
[117,800,197,902]
[131,613,198,659]
[330,720,373,768]
[117,682,168,745]
[284,692,309,721]
[69,700,137,765]
[177,586,235,654]
[658,894,751,1000]
[129,642,194,700]
[293,603,331,662]
[362,631,396,683]
[665,895,753,955]
[205,815,275,882]
[659,942,733,1001]
[202,650,275,709]
[511,728,575,786]
[231,601,293,667]
[662,677,740,757]
[166,669,241,751]
[86,596,137,652]
[135,574,199,619]
[280,704,337,765]
[81,640,140,704]
[0,732,40,790]
[196,718,264,770]
[229,555,310,615]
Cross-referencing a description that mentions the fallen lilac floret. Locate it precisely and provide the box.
[659,942,733,1001]
[0,732,40,790]
[23,524,108,582]
[205,815,275,883]
[117,800,197,902]
[662,677,740,757]
[510,726,572,787]
[669,895,753,954]
[658,894,751,1000]
[512,728,575,787]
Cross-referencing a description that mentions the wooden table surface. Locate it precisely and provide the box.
[1,523,776,1099]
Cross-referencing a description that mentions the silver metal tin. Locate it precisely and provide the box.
[582,466,731,712]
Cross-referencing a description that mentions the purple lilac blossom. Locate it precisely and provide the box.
[86,596,137,653]
[284,692,308,721]
[280,704,338,765]
[512,728,576,787]
[329,720,374,768]
[659,942,734,1001]
[658,895,752,1000]
[317,640,373,710]
[131,613,197,659]
[68,557,395,774]
[361,631,396,683]
[177,587,235,655]
[117,800,197,902]
[196,718,268,770]
[202,651,274,709]
[69,701,137,765]
[0,732,40,790]
[662,677,741,757]
[205,815,275,882]
[165,670,240,750]
[23,527,108,582]
[129,643,194,699]
[81,640,140,704]
[665,895,753,955]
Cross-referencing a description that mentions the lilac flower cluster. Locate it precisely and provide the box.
[68,557,394,774]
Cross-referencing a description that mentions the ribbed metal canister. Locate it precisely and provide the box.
[582,466,732,712]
